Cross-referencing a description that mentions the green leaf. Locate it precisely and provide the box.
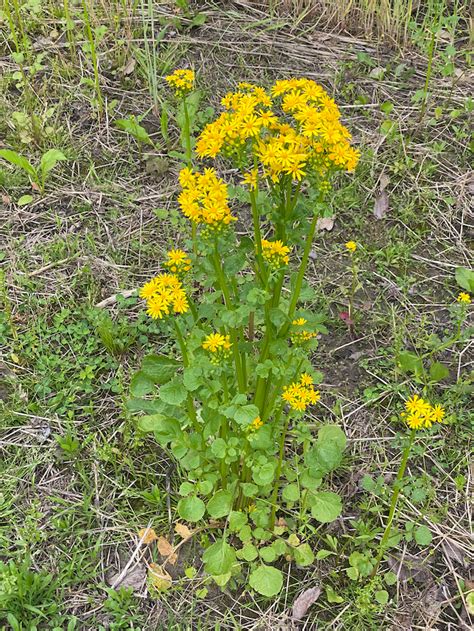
[237,542,258,561]
[252,462,275,486]
[183,366,202,391]
[240,483,258,497]
[142,354,180,384]
[139,415,181,444]
[234,404,260,427]
[130,371,155,396]
[210,438,226,459]
[206,490,233,518]
[282,483,300,503]
[249,565,283,597]
[316,549,334,560]
[17,194,33,206]
[115,117,153,145]
[317,425,346,451]
[202,539,236,575]
[375,590,389,605]
[429,362,449,382]
[311,492,342,523]
[229,511,248,531]
[177,495,205,522]
[259,546,277,563]
[326,585,344,603]
[455,266,474,293]
[40,149,67,178]
[414,525,432,546]
[0,149,37,179]
[293,543,315,567]
[159,378,187,406]
[397,351,423,376]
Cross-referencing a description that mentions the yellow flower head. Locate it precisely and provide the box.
[242,168,258,190]
[178,167,236,229]
[345,241,357,253]
[292,318,307,326]
[282,374,320,412]
[457,292,471,304]
[202,332,232,364]
[164,249,191,275]
[165,68,194,97]
[402,395,446,430]
[140,273,189,319]
[247,416,263,432]
[261,239,290,269]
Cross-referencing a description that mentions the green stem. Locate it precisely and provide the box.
[371,428,416,577]
[212,243,245,393]
[269,407,287,529]
[173,319,197,427]
[182,98,192,166]
[82,0,103,114]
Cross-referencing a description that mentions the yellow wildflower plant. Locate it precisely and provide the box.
[345,241,357,253]
[165,68,195,96]
[282,373,321,411]
[202,332,232,364]
[290,319,317,346]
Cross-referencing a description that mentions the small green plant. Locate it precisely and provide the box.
[114,114,156,150]
[0,148,67,195]
[81,0,105,114]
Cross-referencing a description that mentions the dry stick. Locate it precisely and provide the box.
[110,523,153,588]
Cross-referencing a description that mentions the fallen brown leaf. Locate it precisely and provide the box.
[379,173,390,191]
[109,564,146,592]
[292,585,321,621]
[387,553,432,583]
[157,536,178,565]
[316,216,334,231]
[374,190,389,219]
[122,57,136,75]
[148,563,172,591]
[138,527,158,544]
[175,523,193,540]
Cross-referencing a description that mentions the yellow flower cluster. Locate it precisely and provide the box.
[401,394,445,430]
[140,273,189,319]
[178,167,236,229]
[247,416,263,432]
[165,68,194,96]
[261,239,290,268]
[164,249,191,275]
[282,373,320,411]
[457,292,471,304]
[290,318,317,346]
[202,332,232,364]
[196,78,360,182]
[345,241,357,253]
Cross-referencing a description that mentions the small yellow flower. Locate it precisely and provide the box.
[202,332,232,364]
[140,273,189,319]
[242,168,258,190]
[401,395,446,430]
[292,318,307,326]
[430,404,445,423]
[282,374,320,412]
[457,292,471,304]
[261,239,290,268]
[248,416,263,432]
[345,241,357,253]
[164,249,191,275]
[165,68,194,97]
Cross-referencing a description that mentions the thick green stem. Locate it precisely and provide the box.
[269,407,288,529]
[212,244,245,393]
[182,99,193,166]
[371,428,416,577]
[173,319,197,426]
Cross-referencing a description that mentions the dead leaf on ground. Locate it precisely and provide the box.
[148,563,172,591]
[316,216,334,231]
[157,536,178,565]
[122,57,136,75]
[175,523,193,540]
[379,173,390,191]
[108,564,146,591]
[442,540,467,567]
[387,553,432,584]
[292,585,321,621]
[374,190,389,219]
[138,527,158,544]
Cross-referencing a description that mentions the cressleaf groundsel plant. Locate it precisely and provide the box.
[130,71,365,594]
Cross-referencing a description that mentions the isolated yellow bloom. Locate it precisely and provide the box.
[282,374,320,411]
[165,68,194,96]
[292,318,307,326]
[457,292,471,304]
[164,249,191,275]
[261,239,290,268]
[345,241,357,253]
[248,416,263,432]
[401,395,446,430]
[202,332,232,364]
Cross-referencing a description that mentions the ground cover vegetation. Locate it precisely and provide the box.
[0,1,473,629]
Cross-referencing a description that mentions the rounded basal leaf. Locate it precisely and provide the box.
[252,462,275,486]
[142,354,180,384]
[414,525,432,546]
[237,543,258,562]
[282,483,300,503]
[293,543,315,567]
[311,492,342,523]
[177,496,205,522]
[159,378,187,406]
[206,490,233,518]
[228,511,248,531]
[202,539,236,575]
[249,565,283,597]
[130,371,155,397]
[317,425,346,451]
